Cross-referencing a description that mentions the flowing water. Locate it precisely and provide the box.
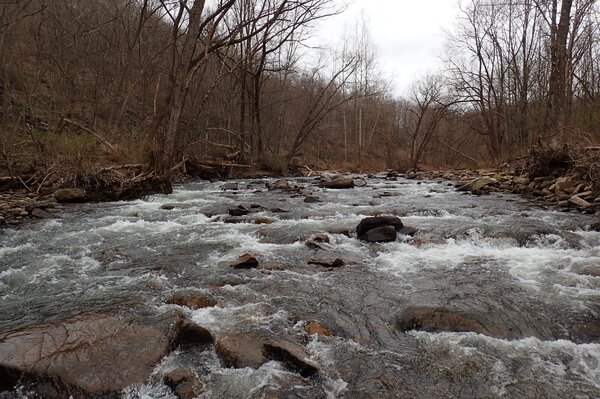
[1,175,600,398]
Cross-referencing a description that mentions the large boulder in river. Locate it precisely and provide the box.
[53,188,86,203]
[320,177,354,189]
[356,216,403,242]
[0,313,188,398]
[215,331,318,377]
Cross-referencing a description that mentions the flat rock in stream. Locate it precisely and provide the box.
[395,307,508,338]
[215,332,267,369]
[320,177,355,189]
[0,314,176,397]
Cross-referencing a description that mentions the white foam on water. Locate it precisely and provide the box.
[0,243,33,259]
[375,233,600,295]
[405,209,455,218]
[98,219,185,235]
[189,302,286,334]
[409,331,600,391]
[306,339,349,399]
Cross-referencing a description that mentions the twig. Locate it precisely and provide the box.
[36,168,54,195]
[17,176,32,192]
[301,164,315,177]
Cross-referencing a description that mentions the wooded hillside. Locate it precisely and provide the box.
[1,0,599,183]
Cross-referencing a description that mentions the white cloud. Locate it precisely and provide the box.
[311,0,461,96]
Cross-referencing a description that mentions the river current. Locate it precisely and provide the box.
[1,175,600,398]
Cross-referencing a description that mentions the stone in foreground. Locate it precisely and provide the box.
[0,314,172,398]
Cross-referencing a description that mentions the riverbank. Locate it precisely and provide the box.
[2,149,598,228]
[404,167,599,214]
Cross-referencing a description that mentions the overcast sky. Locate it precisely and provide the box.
[313,0,461,96]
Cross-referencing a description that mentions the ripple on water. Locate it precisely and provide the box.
[409,331,600,395]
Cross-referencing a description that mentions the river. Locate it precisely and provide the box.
[1,175,600,398]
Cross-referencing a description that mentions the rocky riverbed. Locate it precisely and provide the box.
[1,173,600,398]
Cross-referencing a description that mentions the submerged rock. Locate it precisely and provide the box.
[228,205,250,216]
[254,217,274,224]
[304,196,321,203]
[257,262,286,271]
[166,294,217,309]
[308,257,345,268]
[305,233,331,250]
[229,253,259,269]
[164,368,203,399]
[305,321,334,337]
[161,203,193,210]
[221,183,239,191]
[395,307,505,338]
[582,265,600,277]
[399,226,418,237]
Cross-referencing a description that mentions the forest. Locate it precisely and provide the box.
[0,0,599,184]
